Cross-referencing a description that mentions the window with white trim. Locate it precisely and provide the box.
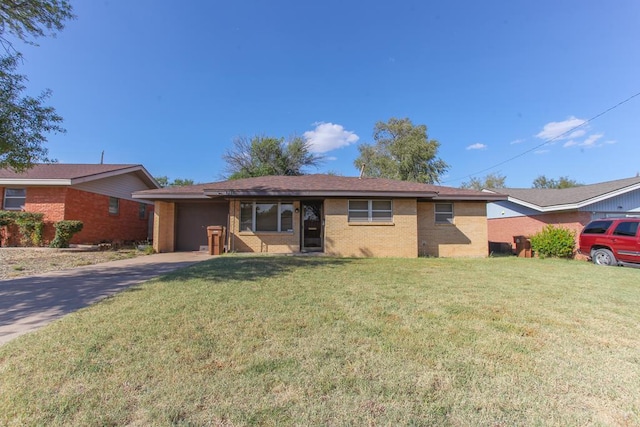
[240,202,294,232]
[3,188,26,210]
[435,203,454,224]
[348,200,393,222]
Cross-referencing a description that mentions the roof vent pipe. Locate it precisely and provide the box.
[359,163,365,179]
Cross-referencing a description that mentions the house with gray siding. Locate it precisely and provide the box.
[485,176,640,253]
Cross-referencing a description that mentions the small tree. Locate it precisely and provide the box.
[529,225,576,259]
[50,220,83,248]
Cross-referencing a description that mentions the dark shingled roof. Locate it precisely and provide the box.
[133,174,506,201]
[0,164,159,188]
[0,164,141,180]
[499,176,640,208]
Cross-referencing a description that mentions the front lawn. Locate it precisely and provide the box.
[1,256,638,425]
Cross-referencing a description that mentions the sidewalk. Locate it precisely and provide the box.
[0,252,213,346]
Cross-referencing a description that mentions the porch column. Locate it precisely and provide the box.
[153,201,175,253]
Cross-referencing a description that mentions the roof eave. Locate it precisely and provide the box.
[0,179,72,186]
[575,182,640,208]
[504,182,640,212]
[71,165,160,188]
[433,194,507,201]
[132,193,211,200]
[506,197,581,212]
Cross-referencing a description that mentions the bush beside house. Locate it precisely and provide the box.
[529,225,576,259]
[50,220,84,248]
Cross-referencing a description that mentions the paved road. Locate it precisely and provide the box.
[0,252,213,346]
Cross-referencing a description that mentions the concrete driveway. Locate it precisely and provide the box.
[0,252,213,346]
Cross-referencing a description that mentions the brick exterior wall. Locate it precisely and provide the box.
[227,200,301,253]
[153,201,176,253]
[1,186,152,246]
[487,211,592,254]
[150,198,492,258]
[418,201,489,257]
[324,198,418,258]
[64,188,151,244]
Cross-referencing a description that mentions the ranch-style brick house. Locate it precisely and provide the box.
[0,164,159,245]
[133,174,507,258]
[485,176,640,253]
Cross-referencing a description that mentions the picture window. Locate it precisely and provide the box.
[240,202,294,232]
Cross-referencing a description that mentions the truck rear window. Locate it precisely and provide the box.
[582,220,613,234]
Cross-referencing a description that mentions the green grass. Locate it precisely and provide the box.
[1,256,639,426]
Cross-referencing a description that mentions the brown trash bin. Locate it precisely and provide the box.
[207,226,225,255]
[513,235,532,258]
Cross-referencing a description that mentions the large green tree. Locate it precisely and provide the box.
[354,117,448,183]
[0,0,74,171]
[223,135,323,179]
[0,0,74,49]
[532,175,582,189]
[0,54,63,170]
[460,172,506,191]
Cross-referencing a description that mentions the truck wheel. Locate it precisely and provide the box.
[592,248,617,266]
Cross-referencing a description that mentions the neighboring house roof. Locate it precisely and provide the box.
[0,164,159,188]
[133,174,507,201]
[487,176,640,212]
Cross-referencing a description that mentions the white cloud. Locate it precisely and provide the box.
[563,140,578,148]
[510,139,525,145]
[604,140,617,145]
[582,133,603,147]
[325,156,338,161]
[535,149,550,154]
[536,116,587,141]
[466,143,487,150]
[567,129,586,139]
[303,122,359,153]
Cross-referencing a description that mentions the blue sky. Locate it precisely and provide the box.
[10,0,640,187]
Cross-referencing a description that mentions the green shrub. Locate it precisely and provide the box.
[0,211,14,227]
[530,225,576,259]
[0,211,44,246]
[50,220,84,248]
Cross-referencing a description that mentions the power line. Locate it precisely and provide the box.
[442,90,640,185]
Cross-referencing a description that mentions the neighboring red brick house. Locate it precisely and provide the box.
[133,174,506,258]
[0,164,159,246]
[486,176,640,254]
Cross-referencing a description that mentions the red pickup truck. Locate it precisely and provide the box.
[578,218,640,266]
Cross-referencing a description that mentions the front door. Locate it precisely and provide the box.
[302,201,323,252]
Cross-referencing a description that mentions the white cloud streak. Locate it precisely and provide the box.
[304,122,359,153]
[466,143,487,150]
[536,116,587,141]
[582,133,603,147]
